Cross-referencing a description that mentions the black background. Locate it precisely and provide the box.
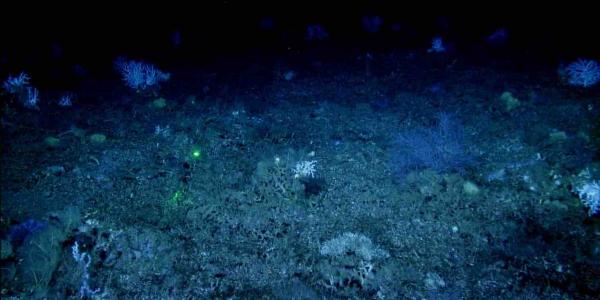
[2,1,598,87]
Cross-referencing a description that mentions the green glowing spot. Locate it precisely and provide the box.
[168,190,184,206]
[191,146,202,160]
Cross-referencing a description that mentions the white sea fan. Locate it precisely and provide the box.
[58,93,74,107]
[320,232,389,261]
[565,59,600,88]
[24,87,39,109]
[115,59,170,91]
[2,72,30,94]
[154,125,171,137]
[576,181,600,216]
[292,160,317,178]
[428,37,446,53]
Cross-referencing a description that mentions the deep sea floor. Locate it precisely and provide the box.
[2,51,599,299]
